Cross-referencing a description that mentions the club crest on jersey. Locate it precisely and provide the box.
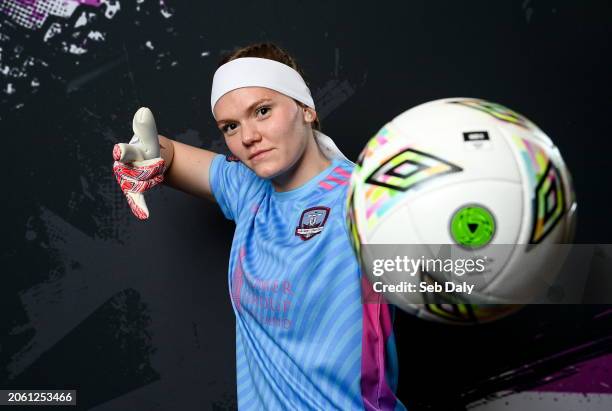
[295,206,330,241]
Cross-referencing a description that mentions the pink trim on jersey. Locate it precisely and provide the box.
[360,275,397,411]
[333,166,352,178]
[318,166,350,190]
[327,175,349,185]
[231,247,246,312]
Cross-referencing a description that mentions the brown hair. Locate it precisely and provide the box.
[218,43,320,130]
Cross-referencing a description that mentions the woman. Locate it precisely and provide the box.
[113,43,405,411]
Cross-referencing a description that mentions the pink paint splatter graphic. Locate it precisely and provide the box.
[0,0,102,30]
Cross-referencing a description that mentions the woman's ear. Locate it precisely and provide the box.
[303,107,317,124]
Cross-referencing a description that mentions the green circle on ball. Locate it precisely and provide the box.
[450,205,495,248]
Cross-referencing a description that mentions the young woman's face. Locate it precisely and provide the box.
[214,87,315,179]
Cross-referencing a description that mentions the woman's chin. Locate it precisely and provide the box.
[252,164,282,180]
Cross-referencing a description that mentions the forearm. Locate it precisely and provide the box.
[158,134,217,200]
[159,135,175,169]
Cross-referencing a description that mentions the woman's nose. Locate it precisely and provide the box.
[241,122,262,145]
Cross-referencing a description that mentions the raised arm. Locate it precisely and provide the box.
[159,135,218,202]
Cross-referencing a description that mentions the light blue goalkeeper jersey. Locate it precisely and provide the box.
[210,153,406,411]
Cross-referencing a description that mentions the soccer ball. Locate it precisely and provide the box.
[347,98,577,324]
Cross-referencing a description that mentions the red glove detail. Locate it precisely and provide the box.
[112,144,166,219]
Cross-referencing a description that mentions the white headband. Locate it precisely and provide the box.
[210,57,315,115]
[210,56,350,162]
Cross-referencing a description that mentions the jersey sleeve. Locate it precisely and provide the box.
[209,154,262,221]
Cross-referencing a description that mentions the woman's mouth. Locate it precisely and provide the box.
[249,148,273,161]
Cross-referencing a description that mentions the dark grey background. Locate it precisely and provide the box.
[2,1,612,410]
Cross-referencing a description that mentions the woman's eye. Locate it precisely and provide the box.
[256,106,271,117]
[222,123,238,133]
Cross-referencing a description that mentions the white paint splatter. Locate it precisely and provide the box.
[160,1,174,19]
[102,0,121,19]
[43,23,62,43]
[74,12,89,29]
[87,31,106,41]
[64,43,87,55]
